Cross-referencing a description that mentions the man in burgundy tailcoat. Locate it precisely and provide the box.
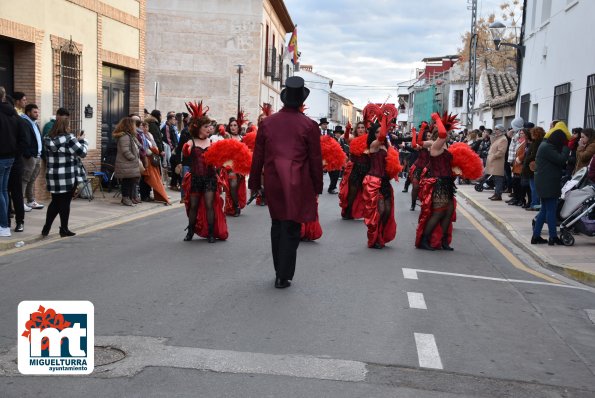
[249,77,323,289]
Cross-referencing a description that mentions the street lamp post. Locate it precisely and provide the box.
[236,64,244,116]
[489,21,525,56]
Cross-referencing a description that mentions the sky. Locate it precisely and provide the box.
[284,0,506,109]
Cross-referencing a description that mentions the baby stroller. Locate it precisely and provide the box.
[474,174,494,192]
[557,169,595,245]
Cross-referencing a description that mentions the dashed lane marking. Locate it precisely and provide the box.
[407,292,427,310]
[414,333,443,370]
[402,268,589,290]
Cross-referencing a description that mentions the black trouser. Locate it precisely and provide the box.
[328,170,340,192]
[121,178,136,199]
[511,175,522,201]
[139,176,152,199]
[271,219,301,280]
[7,159,24,225]
[45,191,73,229]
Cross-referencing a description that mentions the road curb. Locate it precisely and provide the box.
[0,202,180,255]
[457,189,595,288]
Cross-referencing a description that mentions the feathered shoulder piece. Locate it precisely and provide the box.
[204,139,252,175]
[185,100,209,119]
[448,142,483,180]
[349,134,368,156]
[237,110,248,127]
[260,103,273,117]
[243,130,257,151]
[321,135,346,171]
[385,146,403,180]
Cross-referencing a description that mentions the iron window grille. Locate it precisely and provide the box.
[520,93,530,122]
[552,82,571,124]
[584,74,595,129]
[54,40,82,134]
[453,90,464,108]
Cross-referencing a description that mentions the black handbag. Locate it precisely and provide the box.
[150,153,161,167]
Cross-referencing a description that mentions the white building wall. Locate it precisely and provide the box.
[519,0,595,129]
[447,82,467,121]
[294,69,331,123]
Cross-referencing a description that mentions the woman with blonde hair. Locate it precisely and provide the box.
[113,117,141,206]
[42,117,88,237]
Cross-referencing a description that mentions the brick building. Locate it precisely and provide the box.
[145,0,294,124]
[0,0,146,199]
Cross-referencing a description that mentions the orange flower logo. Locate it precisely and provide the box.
[21,305,72,350]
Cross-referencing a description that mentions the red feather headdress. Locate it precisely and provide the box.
[204,139,252,175]
[441,112,460,132]
[185,100,209,119]
[236,110,248,127]
[448,142,483,179]
[260,103,273,117]
[349,134,368,156]
[363,104,378,128]
[385,146,403,180]
[321,135,346,171]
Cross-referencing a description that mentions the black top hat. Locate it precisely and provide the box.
[319,117,329,125]
[280,76,310,108]
[334,125,344,133]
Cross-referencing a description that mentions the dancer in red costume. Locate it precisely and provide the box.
[181,101,228,243]
[223,113,247,216]
[362,103,399,249]
[408,122,432,211]
[339,121,370,220]
[416,113,459,251]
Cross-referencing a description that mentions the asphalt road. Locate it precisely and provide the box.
[1,177,595,397]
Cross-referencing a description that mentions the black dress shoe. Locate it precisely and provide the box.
[59,227,76,237]
[274,277,291,289]
[410,204,415,211]
[441,237,454,251]
[402,188,408,193]
[15,223,24,232]
[328,189,338,194]
[371,243,383,249]
[548,237,563,246]
[531,236,548,244]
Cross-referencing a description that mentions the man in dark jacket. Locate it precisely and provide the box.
[21,103,44,210]
[249,76,323,289]
[0,87,19,236]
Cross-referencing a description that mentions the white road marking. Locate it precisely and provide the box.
[586,309,595,325]
[407,292,427,310]
[402,268,588,290]
[403,268,418,280]
[414,333,443,369]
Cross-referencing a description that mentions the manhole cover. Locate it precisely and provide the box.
[95,346,125,366]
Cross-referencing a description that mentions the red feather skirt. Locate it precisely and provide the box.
[301,201,322,240]
[338,161,365,219]
[182,173,228,240]
[222,170,247,215]
[362,175,396,248]
[414,177,456,249]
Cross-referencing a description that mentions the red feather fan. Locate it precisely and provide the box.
[448,142,483,180]
[204,139,252,175]
[321,136,346,171]
[349,134,368,156]
[385,146,403,180]
[242,131,257,151]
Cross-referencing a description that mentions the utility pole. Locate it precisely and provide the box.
[466,0,478,128]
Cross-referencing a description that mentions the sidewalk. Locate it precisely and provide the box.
[2,188,181,253]
[457,184,595,287]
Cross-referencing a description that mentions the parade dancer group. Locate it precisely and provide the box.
[180,76,483,288]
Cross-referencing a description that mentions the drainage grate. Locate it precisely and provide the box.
[95,346,126,367]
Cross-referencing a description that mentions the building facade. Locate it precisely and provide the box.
[0,0,146,197]
[473,70,518,130]
[518,0,595,129]
[145,0,294,124]
[294,65,332,124]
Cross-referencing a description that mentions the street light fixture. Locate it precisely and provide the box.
[489,21,525,56]
[236,64,244,116]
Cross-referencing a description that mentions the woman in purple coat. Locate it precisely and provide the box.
[249,77,323,289]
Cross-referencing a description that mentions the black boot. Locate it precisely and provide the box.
[207,224,216,243]
[410,202,415,211]
[419,234,435,251]
[184,224,194,241]
[59,227,76,237]
[342,207,353,220]
[41,224,51,237]
[441,235,454,251]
